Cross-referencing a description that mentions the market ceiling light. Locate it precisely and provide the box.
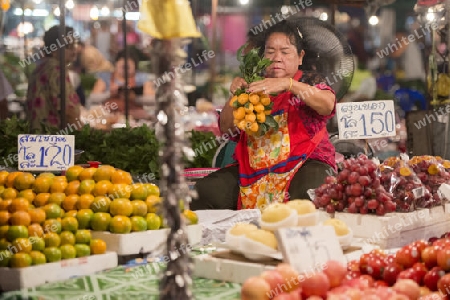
[32,9,49,17]
[369,15,379,26]
[54,7,60,17]
[90,6,99,20]
[65,0,74,10]
[13,7,22,15]
[32,0,41,4]
[101,6,110,16]
[17,22,34,37]
[319,12,328,21]
[239,0,249,5]
[125,11,139,20]
[24,8,32,16]
[281,5,289,15]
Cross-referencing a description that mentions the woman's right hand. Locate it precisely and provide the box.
[230,77,248,94]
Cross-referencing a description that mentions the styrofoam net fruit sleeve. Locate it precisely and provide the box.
[297,211,319,227]
[240,236,279,261]
[259,209,298,232]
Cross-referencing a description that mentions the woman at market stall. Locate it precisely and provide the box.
[26,25,81,132]
[192,20,336,210]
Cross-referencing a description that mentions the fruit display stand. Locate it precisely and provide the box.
[90,224,202,255]
[0,251,118,292]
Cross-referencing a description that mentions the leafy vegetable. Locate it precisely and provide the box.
[237,44,272,85]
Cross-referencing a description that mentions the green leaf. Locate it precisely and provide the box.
[265,115,279,131]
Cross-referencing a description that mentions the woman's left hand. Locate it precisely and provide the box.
[248,78,290,95]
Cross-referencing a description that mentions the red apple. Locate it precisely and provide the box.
[420,286,431,296]
[396,245,421,268]
[437,274,450,298]
[276,264,300,292]
[422,246,440,269]
[437,248,450,271]
[419,292,446,300]
[272,293,292,300]
[374,280,389,287]
[323,260,347,288]
[348,260,360,272]
[424,267,445,291]
[392,279,421,300]
[261,270,288,294]
[301,272,330,298]
[241,276,271,300]
[397,269,423,285]
[383,263,403,286]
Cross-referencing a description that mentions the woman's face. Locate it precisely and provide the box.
[264,32,304,78]
[115,58,136,78]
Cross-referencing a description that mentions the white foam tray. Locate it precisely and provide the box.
[0,252,118,292]
[91,225,202,255]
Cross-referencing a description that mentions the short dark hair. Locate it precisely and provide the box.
[263,20,304,54]
[43,25,76,49]
[115,49,139,68]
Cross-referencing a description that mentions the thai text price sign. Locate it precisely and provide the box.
[336,100,396,140]
[17,135,75,171]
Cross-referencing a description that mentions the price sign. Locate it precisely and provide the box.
[336,100,396,140]
[17,135,75,171]
[275,226,345,274]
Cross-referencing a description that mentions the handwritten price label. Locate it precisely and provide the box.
[275,226,345,274]
[336,100,397,140]
[17,135,75,171]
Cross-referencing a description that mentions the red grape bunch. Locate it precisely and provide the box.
[314,155,396,215]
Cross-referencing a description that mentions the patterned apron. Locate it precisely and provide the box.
[235,70,327,209]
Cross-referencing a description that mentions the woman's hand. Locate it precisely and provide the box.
[230,77,248,94]
[248,78,290,95]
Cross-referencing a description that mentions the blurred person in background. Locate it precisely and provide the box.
[26,25,81,131]
[0,69,12,120]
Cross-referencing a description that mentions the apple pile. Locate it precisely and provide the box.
[379,159,431,212]
[241,260,421,299]
[313,155,396,215]
[347,237,450,299]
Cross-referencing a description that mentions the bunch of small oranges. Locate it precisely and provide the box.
[230,92,274,135]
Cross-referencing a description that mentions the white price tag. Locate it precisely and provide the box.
[275,226,346,274]
[336,100,397,140]
[17,134,75,171]
[412,187,425,199]
[307,189,316,201]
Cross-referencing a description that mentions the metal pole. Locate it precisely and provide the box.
[122,2,129,123]
[21,1,28,77]
[208,0,217,101]
[59,0,66,130]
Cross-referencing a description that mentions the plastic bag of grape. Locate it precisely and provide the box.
[379,159,430,211]
[408,156,450,208]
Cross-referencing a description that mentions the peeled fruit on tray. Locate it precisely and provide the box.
[261,203,293,223]
[323,219,350,236]
[286,199,316,215]
[229,223,258,236]
[245,229,278,250]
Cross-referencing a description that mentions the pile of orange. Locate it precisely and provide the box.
[0,171,107,268]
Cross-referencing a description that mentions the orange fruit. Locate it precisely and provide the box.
[60,244,77,259]
[61,216,79,233]
[245,113,256,122]
[249,93,260,105]
[28,208,46,225]
[78,180,96,195]
[64,210,78,218]
[110,198,133,217]
[9,197,29,213]
[33,176,53,193]
[249,122,259,133]
[43,203,62,220]
[233,107,246,120]
[0,199,11,211]
[108,184,131,199]
[11,237,32,253]
[9,211,31,226]
[74,244,90,257]
[76,209,93,229]
[130,184,148,200]
[183,209,198,225]
[131,200,147,217]
[28,223,44,238]
[0,249,11,267]
[30,250,46,265]
[93,180,113,197]
[90,239,106,255]
[111,170,133,185]
[7,225,28,242]
[229,95,238,107]
[50,178,68,193]
[261,96,271,106]
[77,194,95,210]
[146,213,161,230]
[0,170,9,186]
[43,232,61,247]
[43,219,62,234]
[78,168,97,181]
[64,180,80,196]
[18,189,36,202]
[93,165,115,182]
[62,194,79,211]
[43,247,61,262]
[65,165,84,182]
[60,231,76,245]
[14,173,35,191]
[238,93,249,105]
[9,252,32,268]
[0,211,10,226]
[0,238,11,250]
[257,112,266,123]
[6,172,21,188]
[145,195,162,214]
[33,193,50,207]
[244,103,254,114]
[30,236,45,251]
[90,212,111,231]
[75,230,91,245]
[91,196,111,213]
[2,188,18,200]
[37,172,56,179]
[130,216,147,232]
[109,215,132,234]
[0,225,9,239]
